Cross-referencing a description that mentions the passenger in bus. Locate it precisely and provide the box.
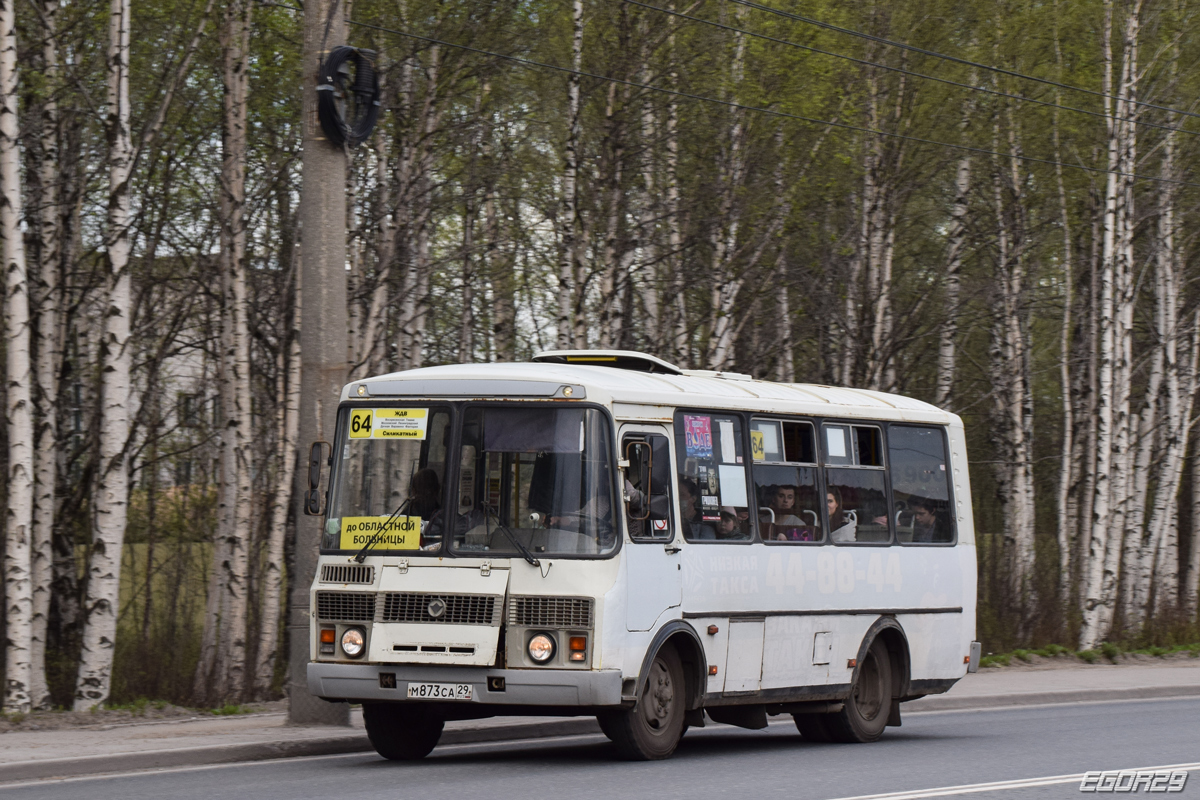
[679,478,716,540]
[828,487,856,543]
[716,507,742,539]
[911,497,952,543]
[764,484,805,540]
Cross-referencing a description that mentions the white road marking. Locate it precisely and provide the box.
[823,762,1200,800]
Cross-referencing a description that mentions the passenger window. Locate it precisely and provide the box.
[674,412,750,541]
[622,433,674,541]
[889,426,955,544]
[823,424,889,544]
[752,419,822,543]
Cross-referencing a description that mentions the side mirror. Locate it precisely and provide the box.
[648,494,671,521]
[303,441,330,516]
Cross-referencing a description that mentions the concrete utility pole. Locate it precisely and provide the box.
[288,0,349,726]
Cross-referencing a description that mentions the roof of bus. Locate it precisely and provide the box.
[342,358,957,426]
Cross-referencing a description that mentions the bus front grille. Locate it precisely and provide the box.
[316,591,376,621]
[319,564,374,585]
[380,593,500,625]
[508,596,594,628]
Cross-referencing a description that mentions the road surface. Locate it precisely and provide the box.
[2,697,1196,799]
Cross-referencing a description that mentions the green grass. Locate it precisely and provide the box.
[209,704,252,716]
[980,641,1200,667]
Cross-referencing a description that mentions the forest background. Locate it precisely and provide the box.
[2,0,1200,714]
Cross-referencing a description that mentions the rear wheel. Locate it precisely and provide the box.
[363,703,444,760]
[825,638,893,743]
[599,645,686,760]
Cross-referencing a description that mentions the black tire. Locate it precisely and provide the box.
[792,712,834,742]
[362,703,444,760]
[825,638,893,743]
[599,645,686,760]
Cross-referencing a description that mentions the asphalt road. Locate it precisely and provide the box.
[3,698,1197,800]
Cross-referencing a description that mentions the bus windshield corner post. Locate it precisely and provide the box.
[304,441,329,516]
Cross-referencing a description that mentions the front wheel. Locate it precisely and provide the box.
[599,645,686,760]
[825,638,893,743]
[363,703,444,760]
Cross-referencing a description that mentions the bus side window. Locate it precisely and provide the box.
[823,423,890,544]
[888,425,955,544]
[623,433,673,541]
[674,412,750,542]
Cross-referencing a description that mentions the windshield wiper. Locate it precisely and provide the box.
[484,503,540,567]
[354,497,413,563]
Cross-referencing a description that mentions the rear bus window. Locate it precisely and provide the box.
[674,412,750,542]
[889,426,955,544]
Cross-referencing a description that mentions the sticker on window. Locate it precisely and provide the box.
[751,430,765,461]
[826,426,847,458]
[717,465,747,506]
[339,515,422,550]
[684,415,713,458]
[349,408,428,440]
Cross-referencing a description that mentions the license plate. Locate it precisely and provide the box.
[406,682,473,700]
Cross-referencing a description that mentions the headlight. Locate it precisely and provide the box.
[341,627,365,658]
[528,633,555,663]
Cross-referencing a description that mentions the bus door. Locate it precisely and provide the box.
[620,426,681,631]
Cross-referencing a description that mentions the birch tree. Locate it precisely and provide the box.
[75,0,134,710]
[1,0,35,716]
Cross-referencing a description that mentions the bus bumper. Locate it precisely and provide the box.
[307,662,624,707]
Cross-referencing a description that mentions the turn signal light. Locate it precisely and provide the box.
[709,665,718,675]
[320,629,336,643]
[569,636,587,661]
[847,658,857,668]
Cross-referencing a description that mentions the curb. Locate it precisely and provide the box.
[0,718,604,784]
[903,684,1200,712]
[4,688,1197,783]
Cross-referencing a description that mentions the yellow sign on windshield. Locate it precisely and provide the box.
[340,515,422,550]
[349,408,428,440]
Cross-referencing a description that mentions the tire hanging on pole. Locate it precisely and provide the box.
[317,45,381,148]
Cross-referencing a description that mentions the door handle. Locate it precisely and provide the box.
[664,544,682,554]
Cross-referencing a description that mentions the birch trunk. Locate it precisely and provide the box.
[988,99,1036,630]
[665,34,686,365]
[1080,0,1128,649]
[1051,17,1074,605]
[397,46,439,371]
[1097,2,1139,638]
[934,67,977,409]
[1,0,34,715]
[216,0,254,701]
[708,10,747,370]
[256,259,300,695]
[558,0,583,350]
[75,0,134,710]
[29,0,61,712]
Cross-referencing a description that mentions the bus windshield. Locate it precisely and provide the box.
[322,406,451,554]
[448,406,617,558]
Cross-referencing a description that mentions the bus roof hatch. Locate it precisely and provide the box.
[532,350,684,375]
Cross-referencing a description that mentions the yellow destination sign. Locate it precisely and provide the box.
[339,515,423,550]
[750,430,765,461]
[348,408,428,440]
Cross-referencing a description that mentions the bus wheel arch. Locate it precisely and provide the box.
[859,616,911,716]
[634,620,707,711]
[817,617,911,743]
[598,621,705,760]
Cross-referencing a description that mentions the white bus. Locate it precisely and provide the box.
[305,350,979,761]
